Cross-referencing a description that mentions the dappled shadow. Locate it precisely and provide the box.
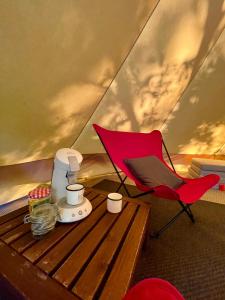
[0,0,156,165]
[163,29,225,154]
[190,0,225,77]
[74,0,225,154]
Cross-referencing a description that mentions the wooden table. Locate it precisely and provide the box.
[0,187,150,300]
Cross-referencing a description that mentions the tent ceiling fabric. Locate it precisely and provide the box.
[1,0,225,205]
[0,0,158,166]
[162,27,225,154]
[73,0,225,155]
[1,0,225,168]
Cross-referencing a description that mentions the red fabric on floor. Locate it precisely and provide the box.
[123,278,185,300]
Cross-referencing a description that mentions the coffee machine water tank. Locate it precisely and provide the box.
[51,148,83,203]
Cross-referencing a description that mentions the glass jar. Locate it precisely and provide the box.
[24,203,57,239]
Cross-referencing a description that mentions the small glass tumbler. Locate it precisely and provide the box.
[107,193,123,213]
[24,203,57,239]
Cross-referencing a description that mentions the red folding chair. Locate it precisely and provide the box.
[93,124,219,237]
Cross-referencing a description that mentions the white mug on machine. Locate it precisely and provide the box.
[107,193,123,213]
[66,183,84,205]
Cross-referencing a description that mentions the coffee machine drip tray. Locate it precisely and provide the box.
[57,197,92,223]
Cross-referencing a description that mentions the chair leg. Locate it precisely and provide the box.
[116,176,127,193]
[186,205,195,223]
[114,173,133,198]
[178,201,195,223]
[151,207,186,238]
[120,182,132,198]
[150,205,195,238]
[116,179,153,198]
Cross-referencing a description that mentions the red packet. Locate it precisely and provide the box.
[219,184,225,191]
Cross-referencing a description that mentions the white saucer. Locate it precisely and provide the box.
[57,197,92,223]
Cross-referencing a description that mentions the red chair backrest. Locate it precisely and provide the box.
[93,124,164,186]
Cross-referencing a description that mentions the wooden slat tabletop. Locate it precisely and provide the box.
[0,187,150,300]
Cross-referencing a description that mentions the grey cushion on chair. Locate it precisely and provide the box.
[124,155,184,189]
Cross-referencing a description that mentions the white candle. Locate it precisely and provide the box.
[107,193,123,213]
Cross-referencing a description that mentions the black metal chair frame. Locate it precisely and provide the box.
[96,132,195,237]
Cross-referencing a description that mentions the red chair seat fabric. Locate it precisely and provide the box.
[176,174,220,204]
[123,278,185,300]
[153,174,219,204]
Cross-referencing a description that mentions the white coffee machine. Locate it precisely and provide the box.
[51,148,83,203]
[51,148,92,223]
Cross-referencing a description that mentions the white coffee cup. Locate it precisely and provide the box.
[66,183,84,205]
[107,193,123,213]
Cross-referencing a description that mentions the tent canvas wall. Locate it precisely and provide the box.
[1,0,225,204]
